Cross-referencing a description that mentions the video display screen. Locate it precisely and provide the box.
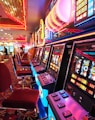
[38,47,43,61]
[74,0,95,27]
[50,44,64,73]
[34,48,40,58]
[70,48,95,98]
[42,46,51,64]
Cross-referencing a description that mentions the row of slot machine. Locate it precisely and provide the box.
[30,0,95,117]
[31,40,72,107]
[30,31,95,120]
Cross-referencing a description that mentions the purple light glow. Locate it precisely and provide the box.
[56,0,75,23]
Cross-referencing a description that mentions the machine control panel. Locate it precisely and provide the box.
[47,90,88,120]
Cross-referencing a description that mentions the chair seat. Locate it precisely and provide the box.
[2,88,39,109]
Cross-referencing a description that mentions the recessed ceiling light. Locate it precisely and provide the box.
[0,29,3,31]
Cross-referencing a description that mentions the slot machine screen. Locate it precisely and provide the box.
[34,48,40,58]
[38,47,43,62]
[74,0,95,27]
[48,44,65,79]
[66,39,95,112]
[42,46,51,64]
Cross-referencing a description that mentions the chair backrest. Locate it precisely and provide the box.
[0,62,11,92]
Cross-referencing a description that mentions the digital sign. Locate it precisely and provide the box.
[75,0,95,27]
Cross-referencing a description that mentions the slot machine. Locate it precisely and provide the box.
[65,39,95,117]
[34,45,52,73]
[47,38,95,120]
[37,42,72,108]
[38,43,71,93]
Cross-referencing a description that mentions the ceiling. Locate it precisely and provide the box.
[0,0,51,43]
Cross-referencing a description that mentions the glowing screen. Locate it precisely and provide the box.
[50,44,64,72]
[75,0,95,26]
[42,46,51,64]
[70,48,95,98]
[38,47,43,61]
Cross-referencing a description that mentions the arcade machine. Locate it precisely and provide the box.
[34,45,52,73]
[47,38,95,120]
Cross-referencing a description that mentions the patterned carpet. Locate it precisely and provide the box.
[0,108,38,120]
[0,57,39,120]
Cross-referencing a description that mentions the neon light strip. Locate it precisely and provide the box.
[50,6,62,26]
[45,17,55,32]
[23,0,26,30]
[0,24,25,29]
[47,32,95,45]
[47,14,58,31]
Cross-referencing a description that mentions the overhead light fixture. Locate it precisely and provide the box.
[0,0,26,30]
[45,0,75,32]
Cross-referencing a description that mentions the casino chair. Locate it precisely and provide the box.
[0,62,39,115]
[14,57,32,76]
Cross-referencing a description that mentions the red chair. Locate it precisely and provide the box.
[0,62,39,111]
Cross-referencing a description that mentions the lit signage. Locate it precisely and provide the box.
[75,0,95,27]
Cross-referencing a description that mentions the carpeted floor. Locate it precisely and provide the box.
[0,107,38,120]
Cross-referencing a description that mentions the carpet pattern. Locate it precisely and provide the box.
[0,108,38,120]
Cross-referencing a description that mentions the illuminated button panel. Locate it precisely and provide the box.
[71,73,95,98]
[48,90,88,120]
